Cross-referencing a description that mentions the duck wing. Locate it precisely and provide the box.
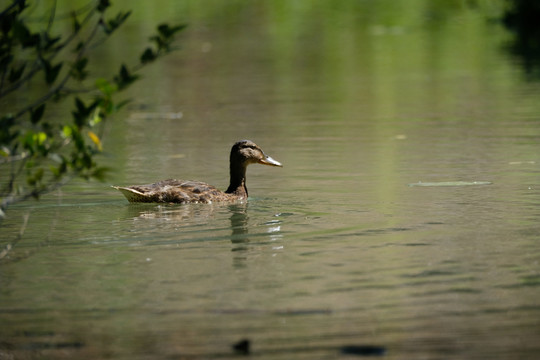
[113,179,233,204]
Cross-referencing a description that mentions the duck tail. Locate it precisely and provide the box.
[112,186,148,203]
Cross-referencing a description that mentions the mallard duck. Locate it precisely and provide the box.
[113,140,282,203]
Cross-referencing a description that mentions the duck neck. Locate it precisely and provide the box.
[226,161,248,197]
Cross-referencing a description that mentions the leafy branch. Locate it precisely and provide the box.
[0,0,185,214]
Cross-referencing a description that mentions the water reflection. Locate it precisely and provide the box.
[229,203,249,247]
[118,202,282,249]
[122,203,219,229]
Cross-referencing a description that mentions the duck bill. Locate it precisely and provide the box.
[258,155,282,167]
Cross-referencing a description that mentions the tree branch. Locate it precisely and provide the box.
[0,4,98,99]
[0,212,29,260]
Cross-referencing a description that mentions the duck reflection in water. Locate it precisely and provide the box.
[229,203,250,250]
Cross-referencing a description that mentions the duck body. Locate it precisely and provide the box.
[113,179,239,204]
[113,140,281,204]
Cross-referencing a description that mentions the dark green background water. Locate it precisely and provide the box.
[2,1,540,359]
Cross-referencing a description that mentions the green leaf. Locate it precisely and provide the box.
[62,125,73,138]
[22,132,34,150]
[30,104,46,124]
[27,168,44,187]
[89,106,103,126]
[34,132,47,146]
[34,168,44,182]
[95,78,117,96]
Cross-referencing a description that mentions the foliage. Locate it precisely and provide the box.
[0,0,185,215]
[502,0,540,78]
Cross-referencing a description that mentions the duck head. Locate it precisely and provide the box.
[230,140,282,168]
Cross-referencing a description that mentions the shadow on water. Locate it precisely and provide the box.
[502,0,540,79]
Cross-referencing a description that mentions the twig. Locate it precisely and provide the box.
[0,212,29,260]
[46,0,57,33]
[0,4,98,99]
[11,8,103,121]
[1,174,72,211]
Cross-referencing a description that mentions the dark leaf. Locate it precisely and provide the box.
[71,12,81,32]
[72,97,88,127]
[50,155,68,178]
[140,48,156,64]
[74,41,84,53]
[43,60,62,84]
[1,9,15,34]
[97,0,110,12]
[106,11,131,34]
[30,104,46,124]
[41,121,54,137]
[99,19,111,35]
[75,97,86,114]
[16,0,28,12]
[81,152,92,169]
[114,64,138,90]
[8,62,26,82]
[70,57,88,80]
[13,20,33,47]
[151,23,185,52]
[42,33,61,51]
[72,114,86,128]
[0,115,18,145]
[150,35,167,51]
[170,24,187,34]
[1,54,14,70]
[158,23,187,38]
[157,24,171,37]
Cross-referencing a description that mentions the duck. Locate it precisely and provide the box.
[112,140,282,203]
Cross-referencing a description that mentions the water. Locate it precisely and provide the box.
[2,1,540,359]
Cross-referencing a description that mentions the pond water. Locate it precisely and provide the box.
[2,1,540,359]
